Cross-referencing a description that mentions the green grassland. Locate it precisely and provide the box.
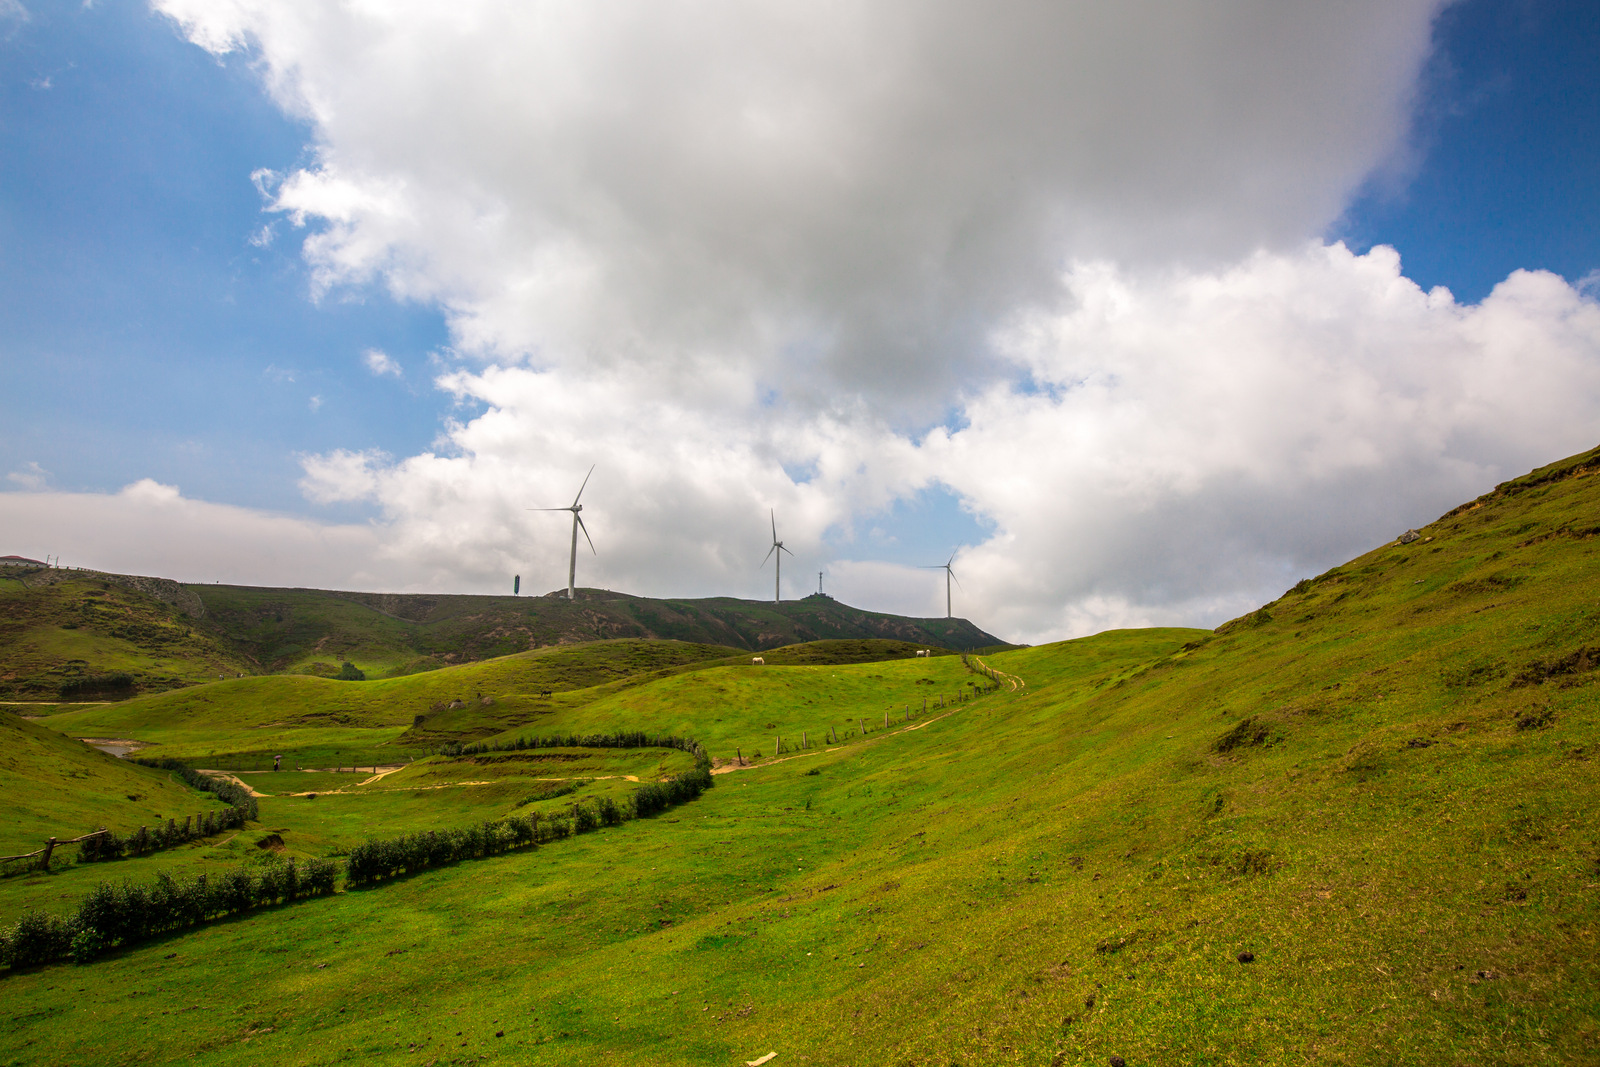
[0,713,233,856]
[3,447,1600,1064]
[37,637,969,769]
[189,585,1001,676]
[0,573,252,699]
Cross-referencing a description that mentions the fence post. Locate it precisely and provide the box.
[884,711,889,729]
[41,837,56,871]
[923,697,927,714]
[803,730,807,748]
[737,747,743,765]
[774,736,780,756]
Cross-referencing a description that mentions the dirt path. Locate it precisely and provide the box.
[196,771,269,798]
[710,664,1026,776]
[971,656,1026,691]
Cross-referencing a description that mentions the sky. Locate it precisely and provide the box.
[1,0,1596,644]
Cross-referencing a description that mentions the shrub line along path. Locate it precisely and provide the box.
[196,766,651,798]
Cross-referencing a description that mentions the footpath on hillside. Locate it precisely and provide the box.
[711,656,1025,776]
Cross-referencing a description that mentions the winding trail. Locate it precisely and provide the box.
[711,659,1026,775]
[971,656,1027,692]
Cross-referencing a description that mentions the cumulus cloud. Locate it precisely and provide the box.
[16,0,1575,642]
[362,348,402,377]
[155,0,1445,409]
[281,246,1600,638]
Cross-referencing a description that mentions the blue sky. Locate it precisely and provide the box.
[1,0,1596,636]
[1338,0,1599,302]
[0,0,452,516]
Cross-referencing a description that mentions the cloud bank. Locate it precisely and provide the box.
[8,0,1597,644]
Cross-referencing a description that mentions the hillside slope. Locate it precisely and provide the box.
[188,584,1003,675]
[0,564,1004,697]
[5,445,1599,1064]
[0,712,228,855]
[0,569,252,700]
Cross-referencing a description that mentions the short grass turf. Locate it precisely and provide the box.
[4,446,1600,1064]
[0,713,232,857]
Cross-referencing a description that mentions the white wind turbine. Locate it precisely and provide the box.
[762,510,793,604]
[530,466,596,601]
[922,551,962,618]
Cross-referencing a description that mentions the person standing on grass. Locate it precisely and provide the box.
[274,754,282,772]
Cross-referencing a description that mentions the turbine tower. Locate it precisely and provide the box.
[530,466,596,600]
[762,510,793,604]
[921,552,962,618]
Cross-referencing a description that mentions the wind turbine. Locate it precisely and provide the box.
[922,552,962,618]
[761,510,793,604]
[530,466,595,600]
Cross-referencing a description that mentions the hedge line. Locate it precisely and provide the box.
[4,737,713,971]
[78,808,249,863]
[434,731,707,763]
[0,859,336,968]
[129,759,261,821]
[347,761,713,885]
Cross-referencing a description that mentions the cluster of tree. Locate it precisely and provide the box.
[0,858,337,968]
[129,758,260,820]
[58,672,135,698]
[433,730,707,765]
[77,807,250,863]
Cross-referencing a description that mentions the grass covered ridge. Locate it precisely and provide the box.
[2,446,1599,1064]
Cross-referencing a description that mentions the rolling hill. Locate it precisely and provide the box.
[0,563,1005,700]
[3,443,1599,1064]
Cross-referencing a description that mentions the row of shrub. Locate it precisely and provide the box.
[434,730,707,763]
[0,858,336,968]
[77,807,250,863]
[4,739,712,969]
[346,760,713,885]
[129,758,260,820]
[58,672,135,698]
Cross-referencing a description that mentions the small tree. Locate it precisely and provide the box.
[335,662,366,681]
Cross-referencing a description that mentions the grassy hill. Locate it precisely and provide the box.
[0,570,252,700]
[0,712,231,856]
[187,584,1002,676]
[0,564,1004,699]
[3,444,1599,1064]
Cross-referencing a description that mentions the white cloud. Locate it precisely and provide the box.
[7,462,50,491]
[308,394,323,412]
[0,482,386,587]
[4,247,1595,636]
[362,348,402,377]
[154,0,1446,410]
[29,0,1576,643]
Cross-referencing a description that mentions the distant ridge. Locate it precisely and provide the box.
[196,583,1004,674]
[0,566,1004,697]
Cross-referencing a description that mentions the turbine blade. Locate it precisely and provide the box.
[950,569,964,590]
[576,513,596,554]
[770,509,777,542]
[761,544,777,567]
[528,507,572,511]
[572,464,595,507]
[947,551,957,567]
[778,543,794,557]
